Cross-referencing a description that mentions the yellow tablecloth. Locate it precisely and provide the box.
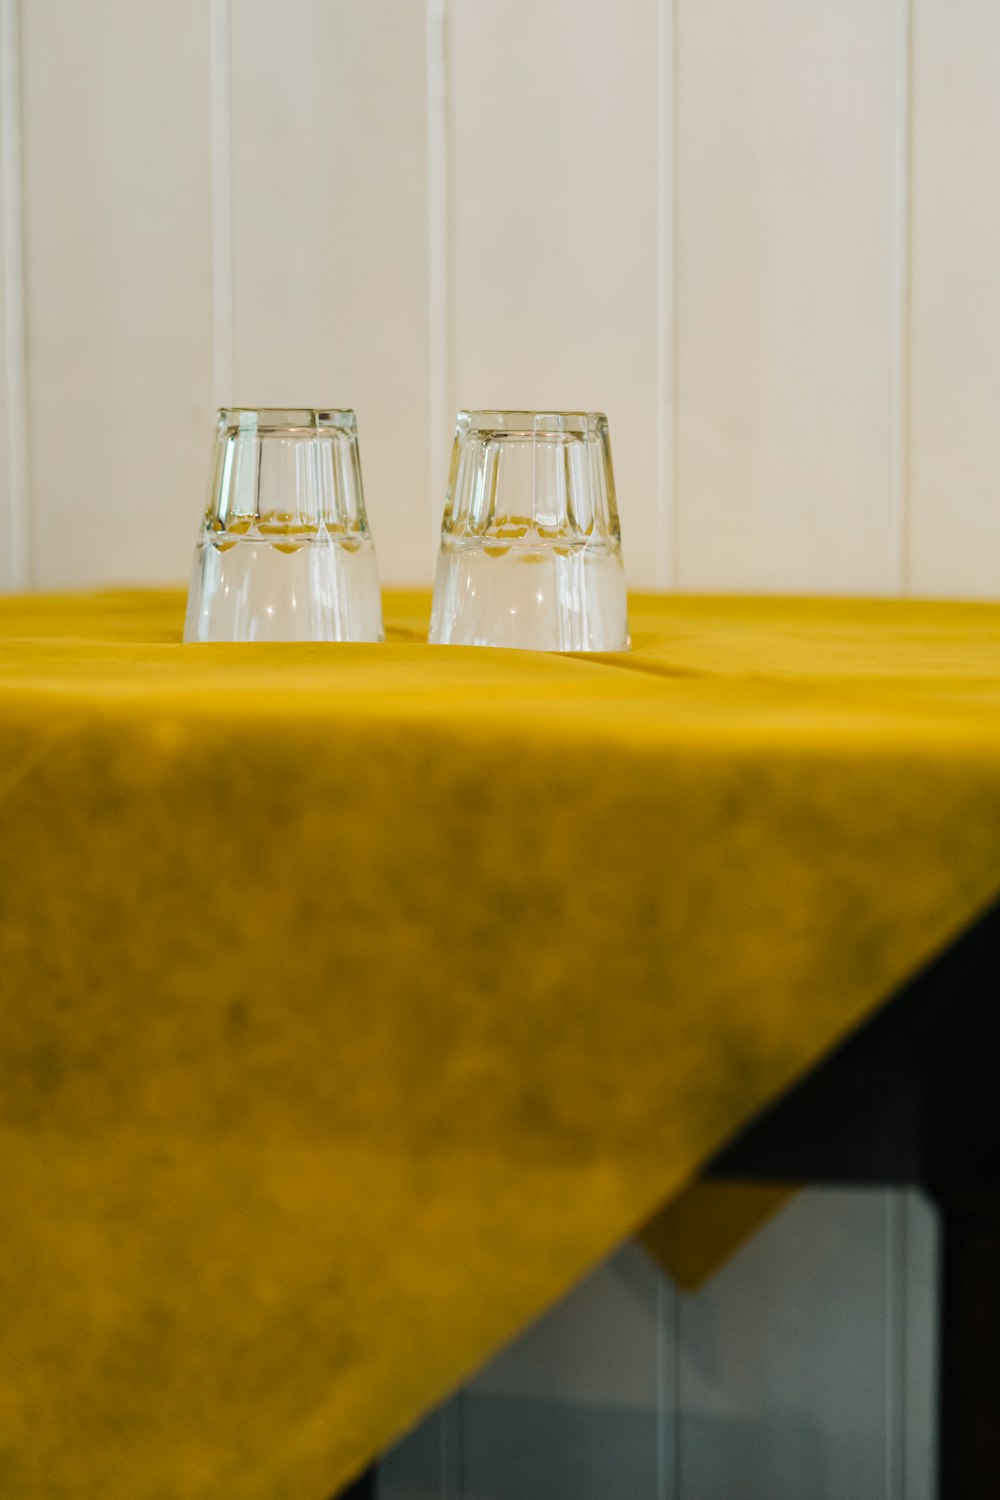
[3,589,1000,1500]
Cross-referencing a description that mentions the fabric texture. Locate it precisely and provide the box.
[2,588,1000,1499]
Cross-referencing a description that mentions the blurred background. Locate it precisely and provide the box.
[1,0,998,597]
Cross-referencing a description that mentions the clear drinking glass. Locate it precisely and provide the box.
[428,411,630,652]
[184,408,384,643]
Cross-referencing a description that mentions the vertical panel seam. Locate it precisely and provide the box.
[438,1402,449,1500]
[655,0,676,591]
[656,1277,667,1500]
[656,1274,680,1500]
[426,0,449,566]
[926,1192,942,1498]
[673,1281,682,1500]
[885,1190,907,1500]
[210,0,234,409]
[890,0,913,596]
[1,0,30,589]
[439,1390,463,1500]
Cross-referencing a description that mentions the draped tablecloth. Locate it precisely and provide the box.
[3,589,1000,1500]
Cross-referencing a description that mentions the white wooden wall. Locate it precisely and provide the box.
[0,2,978,1492]
[1,0,999,596]
[379,1190,941,1500]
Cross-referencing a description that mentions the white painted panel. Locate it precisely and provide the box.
[461,1244,668,1500]
[902,1190,939,1500]
[674,0,900,594]
[228,0,429,587]
[376,1406,450,1500]
[379,1244,674,1500]
[446,0,661,589]
[0,0,13,588]
[0,0,27,592]
[677,1189,893,1500]
[19,0,214,590]
[908,0,1000,597]
[886,1191,907,1499]
[470,1242,666,1409]
[380,1191,938,1500]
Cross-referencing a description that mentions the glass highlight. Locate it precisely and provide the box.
[184,408,384,643]
[428,411,630,652]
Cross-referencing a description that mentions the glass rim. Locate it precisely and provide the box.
[216,407,357,435]
[457,409,607,437]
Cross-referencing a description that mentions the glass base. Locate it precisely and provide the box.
[429,540,630,652]
[183,536,384,643]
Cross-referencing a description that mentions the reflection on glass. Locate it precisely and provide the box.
[184,408,383,643]
[429,411,630,652]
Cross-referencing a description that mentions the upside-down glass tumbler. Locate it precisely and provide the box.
[428,410,630,651]
[184,408,384,643]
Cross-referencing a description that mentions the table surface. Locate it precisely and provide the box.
[3,589,1000,1500]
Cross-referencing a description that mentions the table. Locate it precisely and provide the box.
[3,590,1000,1500]
[709,885,1000,1499]
[346,893,1000,1500]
